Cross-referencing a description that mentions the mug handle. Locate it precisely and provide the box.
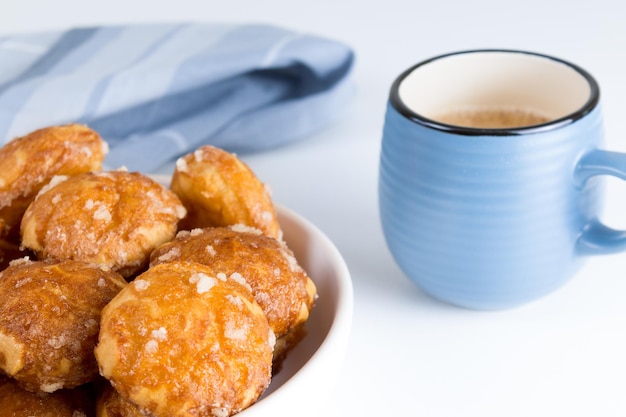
[575,149,626,254]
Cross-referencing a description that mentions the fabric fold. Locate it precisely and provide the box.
[0,23,355,171]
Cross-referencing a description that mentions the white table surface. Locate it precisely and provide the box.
[3,1,626,416]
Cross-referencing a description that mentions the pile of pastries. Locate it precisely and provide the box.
[0,125,317,417]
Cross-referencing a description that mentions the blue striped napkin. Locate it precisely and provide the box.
[0,23,354,172]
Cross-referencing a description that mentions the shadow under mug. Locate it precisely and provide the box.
[379,49,626,310]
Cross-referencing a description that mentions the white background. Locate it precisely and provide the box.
[2,1,626,416]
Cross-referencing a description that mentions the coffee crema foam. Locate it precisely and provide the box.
[435,108,551,129]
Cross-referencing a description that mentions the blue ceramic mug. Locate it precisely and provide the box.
[379,49,626,310]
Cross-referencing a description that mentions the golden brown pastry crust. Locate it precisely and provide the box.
[20,170,186,277]
[0,124,107,241]
[0,375,95,417]
[96,383,143,417]
[95,261,274,417]
[171,145,281,240]
[0,259,126,393]
[150,226,317,340]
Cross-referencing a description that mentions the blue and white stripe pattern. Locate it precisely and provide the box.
[0,23,355,171]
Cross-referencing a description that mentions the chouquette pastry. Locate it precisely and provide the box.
[95,261,274,417]
[0,259,126,393]
[20,170,187,278]
[171,145,282,240]
[0,375,95,417]
[0,124,107,241]
[150,225,317,367]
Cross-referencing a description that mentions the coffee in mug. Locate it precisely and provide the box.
[435,107,550,128]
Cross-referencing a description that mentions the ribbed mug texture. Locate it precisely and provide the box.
[379,103,603,309]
